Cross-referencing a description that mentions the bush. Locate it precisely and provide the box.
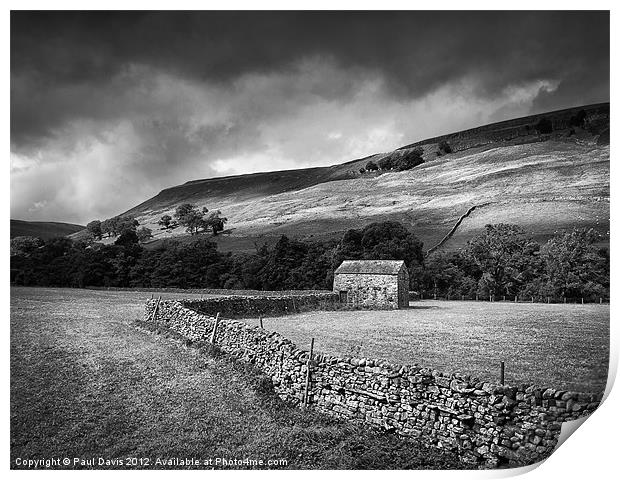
[569,109,587,128]
[378,157,394,170]
[365,160,379,171]
[535,117,553,134]
[438,140,452,153]
[395,153,424,171]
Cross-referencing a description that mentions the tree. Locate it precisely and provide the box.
[334,221,424,289]
[202,210,228,235]
[115,229,139,247]
[10,236,43,256]
[101,215,138,237]
[365,160,379,171]
[86,220,102,239]
[460,224,540,297]
[539,228,608,298]
[395,149,424,171]
[569,109,587,128]
[438,140,452,154]
[174,203,206,235]
[136,227,153,243]
[535,117,553,134]
[158,215,173,229]
[101,218,114,237]
[378,157,394,170]
[116,216,139,235]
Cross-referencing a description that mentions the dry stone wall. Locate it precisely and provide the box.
[180,293,338,318]
[144,298,601,468]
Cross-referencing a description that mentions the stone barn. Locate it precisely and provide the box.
[333,260,409,309]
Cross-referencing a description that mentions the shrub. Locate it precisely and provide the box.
[395,153,424,171]
[535,117,553,134]
[569,109,587,128]
[365,160,379,171]
[378,157,394,170]
[438,140,452,153]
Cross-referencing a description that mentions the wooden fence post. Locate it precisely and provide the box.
[500,361,505,385]
[514,295,517,303]
[149,296,162,322]
[600,297,603,304]
[303,337,315,407]
[259,315,263,329]
[581,298,584,305]
[209,312,221,344]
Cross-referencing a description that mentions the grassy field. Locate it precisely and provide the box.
[252,300,609,394]
[119,139,609,254]
[10,287,464,470]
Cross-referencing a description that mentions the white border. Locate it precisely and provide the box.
[4,2,615,479]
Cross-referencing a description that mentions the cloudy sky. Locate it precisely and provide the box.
[11,11,609,225]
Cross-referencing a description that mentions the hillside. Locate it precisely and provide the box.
[95,103,610,253]
[11,219,85,240]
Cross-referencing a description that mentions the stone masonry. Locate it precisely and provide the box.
[333,260,409,309]
[143,297,601,468]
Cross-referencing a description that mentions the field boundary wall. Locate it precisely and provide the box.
[143,297,601,468]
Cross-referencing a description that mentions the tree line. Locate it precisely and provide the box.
[10,220,608,300]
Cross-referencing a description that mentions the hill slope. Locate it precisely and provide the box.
[111,103,610,253]
[11,219,85,240]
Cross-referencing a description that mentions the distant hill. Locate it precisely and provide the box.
[80,103,610,253]
[11,220,85,240]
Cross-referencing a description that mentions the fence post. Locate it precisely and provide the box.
[209,312,221,344]
[547,297,550,304]
[600,297,603,305]
[531,296,534,303]
[259,315,263,329]
[476,294,479,301]
[581,298,584,305]
[149,296,162,323]
[303,337,315,407]
[462,295,465,301]
[515,295,518,303]
[500,361,505,386]
[503,295,505,302]
[564,297,566,304]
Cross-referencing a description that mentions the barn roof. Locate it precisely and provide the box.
[334,260,406,275]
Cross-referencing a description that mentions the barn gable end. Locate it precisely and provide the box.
[333,260,409,309]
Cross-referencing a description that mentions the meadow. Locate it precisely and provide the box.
[10,287,463,469]
[253,300,609,393]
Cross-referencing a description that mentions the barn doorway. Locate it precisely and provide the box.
[339,290,348,303]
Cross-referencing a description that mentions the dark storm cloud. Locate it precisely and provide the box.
[10,11,609,224]
[11,10,609,145]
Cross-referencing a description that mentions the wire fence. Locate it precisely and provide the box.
[415,293,609,304]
